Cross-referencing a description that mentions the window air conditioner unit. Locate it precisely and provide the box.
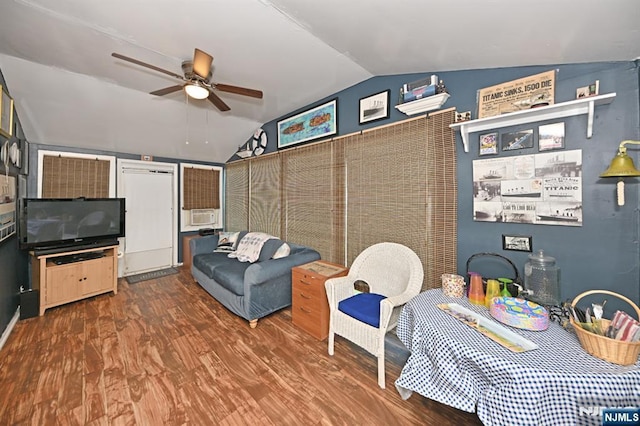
[190,209,218,226]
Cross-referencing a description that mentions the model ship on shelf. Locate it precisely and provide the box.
[236,144,253,158]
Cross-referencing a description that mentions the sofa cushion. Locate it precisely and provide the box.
[272,242,290,259]
[338,293,387,328]
[216,231,240,250]
[193,252,240,280]
[212,261,251,296]
[258,238,285,262]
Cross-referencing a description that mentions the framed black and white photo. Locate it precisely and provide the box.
[538,122,565,151]
[359,90,390,124]
[502,234,532,252]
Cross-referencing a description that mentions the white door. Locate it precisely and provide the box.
[117,160,177,276]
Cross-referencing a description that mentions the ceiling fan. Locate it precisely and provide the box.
[111,48,263,111]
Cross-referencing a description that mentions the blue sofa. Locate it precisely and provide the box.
[190,233,320,328]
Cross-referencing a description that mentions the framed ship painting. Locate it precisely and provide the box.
[277,99,338,149]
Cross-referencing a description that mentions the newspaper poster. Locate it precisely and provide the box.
[472,150,582,226]
[477,70,556,119]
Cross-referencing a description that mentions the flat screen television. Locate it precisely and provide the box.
[19,197,126,253]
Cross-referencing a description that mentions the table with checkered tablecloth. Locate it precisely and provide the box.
[395,289,640,426]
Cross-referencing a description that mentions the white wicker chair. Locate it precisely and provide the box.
[325,242,424,389]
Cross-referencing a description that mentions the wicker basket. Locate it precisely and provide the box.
[570,290,640,366]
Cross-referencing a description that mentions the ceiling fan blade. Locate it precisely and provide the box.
[208,91,231,111]
[111,52,184,80]
[150,85,184,96]
[193,49,213,79]
[215,83,263,99]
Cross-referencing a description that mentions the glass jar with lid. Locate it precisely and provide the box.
[523,249,560,306]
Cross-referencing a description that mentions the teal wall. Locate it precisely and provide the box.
[0,69,28,334]
[257,61,640,310]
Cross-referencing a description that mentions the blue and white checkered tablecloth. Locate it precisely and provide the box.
[395,289,640,426]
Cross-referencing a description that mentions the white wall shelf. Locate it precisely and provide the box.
[395,93,450,116]
[450,92,616,153]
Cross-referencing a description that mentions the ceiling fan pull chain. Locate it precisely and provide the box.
[205,110,209,145]
[185,94,190,145]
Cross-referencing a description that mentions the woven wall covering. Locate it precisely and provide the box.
[225,111,457,289]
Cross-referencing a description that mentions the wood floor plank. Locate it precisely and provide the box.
[0,270,482,425]
[84,370,107,423]
[127,372,187,424]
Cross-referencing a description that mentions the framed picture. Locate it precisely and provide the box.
[277,99,338,149]
[359,90,390,124]
[501,129,534,151]
[479,132,498,156]
[576,80,599,99]
[538,122,565,151]
[502,234,532,252]
[0,86,14,138]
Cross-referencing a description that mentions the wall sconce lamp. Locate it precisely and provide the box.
[600,140,640,206]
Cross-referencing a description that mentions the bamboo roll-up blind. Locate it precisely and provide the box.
[249,155,281,237]
[282,141,345,262]
[225,161,249,231]
[345,118,429,276]
[424,109,457,290]
[183,167,220,210]
[42,155,110,198]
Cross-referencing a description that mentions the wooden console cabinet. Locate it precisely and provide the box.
[31,245,119,315]
[291,260,348,340]
[182,234,201,271]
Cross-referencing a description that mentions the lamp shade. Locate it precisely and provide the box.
[600,151,640,178]
[184,83,209,100]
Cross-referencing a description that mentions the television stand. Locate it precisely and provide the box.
[30,245,119,315]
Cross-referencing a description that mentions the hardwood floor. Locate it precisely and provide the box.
[0,269,482,425]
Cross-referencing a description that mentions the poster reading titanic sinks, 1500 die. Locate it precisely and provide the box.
[476,70,556,119]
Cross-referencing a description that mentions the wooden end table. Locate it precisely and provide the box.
[291,260,348,340]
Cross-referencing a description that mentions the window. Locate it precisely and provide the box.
[37,150,116,197]
[180,163,223,231]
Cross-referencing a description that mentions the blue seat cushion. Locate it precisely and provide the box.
[338,293,387,328]
[193,252,236,279]
[212,261,251,296]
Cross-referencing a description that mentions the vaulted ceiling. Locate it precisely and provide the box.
[0,0,638,163]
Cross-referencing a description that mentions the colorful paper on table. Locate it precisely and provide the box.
[438,303,539,353]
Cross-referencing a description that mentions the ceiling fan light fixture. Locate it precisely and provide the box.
[184,82,209,100]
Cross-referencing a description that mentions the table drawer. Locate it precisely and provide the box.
[291,299,325,339]
[293,288,327,310]
[292,273,325,299]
